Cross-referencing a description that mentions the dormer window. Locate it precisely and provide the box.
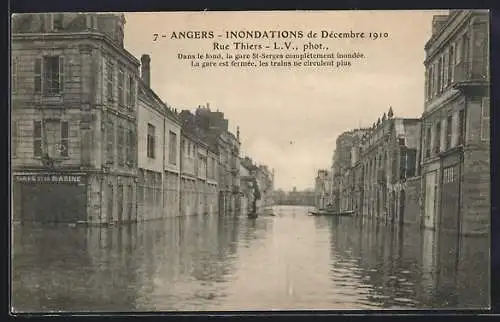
[52,13,63,30]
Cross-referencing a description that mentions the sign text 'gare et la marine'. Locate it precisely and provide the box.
[14,174,85,184]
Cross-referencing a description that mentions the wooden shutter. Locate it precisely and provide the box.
[34,58,42,93]
[59,56,64,93]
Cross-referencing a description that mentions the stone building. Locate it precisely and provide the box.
[11,13,140,225]
[179,110,218,217]
[330,129,369,213]
[192,106,241,216]
[420,10,490,235]
[239,158,252,216]
[254,164,275,212]
[239,157,274,215]
[314,169,330,209]
[357,108,421,224]
[137,54,182,220]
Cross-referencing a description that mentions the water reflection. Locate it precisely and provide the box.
[12,206,489,312]
[326,215,489,309]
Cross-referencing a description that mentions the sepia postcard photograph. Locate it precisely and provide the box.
[10,9,491,313]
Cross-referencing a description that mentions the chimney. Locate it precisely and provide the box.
[140,54,151,87]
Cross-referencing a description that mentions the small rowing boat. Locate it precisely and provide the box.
[309,209,355,217]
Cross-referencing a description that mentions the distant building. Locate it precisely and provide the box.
[179,110,218,217]
[192,106,241,216]
[357,108,421,224]
[330,129,369,213]
[420,10,490,235]
[137,54,182,221]
[314,169,330,209]
[11,13,140,225]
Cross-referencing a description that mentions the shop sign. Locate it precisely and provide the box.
[14,174,84,184]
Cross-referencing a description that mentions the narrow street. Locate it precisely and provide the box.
[12,205,489,312]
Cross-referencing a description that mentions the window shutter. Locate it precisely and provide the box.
[34,58,42,93]
[33,120,42,156]
[12,120,18,157]
[12,58,18,92]
[61,121,69,156]
[59,56,64,93]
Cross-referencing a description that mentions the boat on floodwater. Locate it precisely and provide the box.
[309,207,355,217]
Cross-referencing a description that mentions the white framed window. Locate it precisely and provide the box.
[51,13,63,30]
[443,166,455,184]
[34,56,64,95]
[481,97,490,141]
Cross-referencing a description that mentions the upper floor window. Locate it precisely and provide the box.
[106,119,114,164]
[35,56,64,95]
[33,120,69,158]
[147,123,156,158]
[434,121,441,154]
[118,68,125,106]
[52,14,63,30]
[169,131,177,165]
[443,166,455,184]
[126,75,135,108]
[458,109,465,145]
[436,57,443,93]
[445,115,453,150]
[33,120,43,157]
[481,97,490,141]
[127,128,136,166]
[117,124,124,166]
[425,127,431,158]
[105,61,114,102]
[448,46,455,84]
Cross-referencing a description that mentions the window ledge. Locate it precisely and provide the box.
[36,94,64,104]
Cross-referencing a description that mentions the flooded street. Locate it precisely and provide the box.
[12,205,489,312]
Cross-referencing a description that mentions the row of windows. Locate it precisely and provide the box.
[11,55,137,105]
[424,109,465,158]
[426,33,469,100]
[106,119,136,167]
[11,120,70,158]
[105,59,136,109]
[423,98,489,159]
[146,123,178,165]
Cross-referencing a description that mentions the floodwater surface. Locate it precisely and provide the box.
[12,205,489,312]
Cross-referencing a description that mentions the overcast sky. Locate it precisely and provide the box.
[123,10,448,191]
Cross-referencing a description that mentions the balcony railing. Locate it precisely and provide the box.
[454,60,489,83]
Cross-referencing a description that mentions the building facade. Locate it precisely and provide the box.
[357,109,421,224]
[137,54,182,221]
[330,129,369,213]
[192,106,241,216]
[420,10,490,235]
[315,169,330,209]
[11,13,140,225]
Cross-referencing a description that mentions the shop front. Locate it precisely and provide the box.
[12,173,87,224]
